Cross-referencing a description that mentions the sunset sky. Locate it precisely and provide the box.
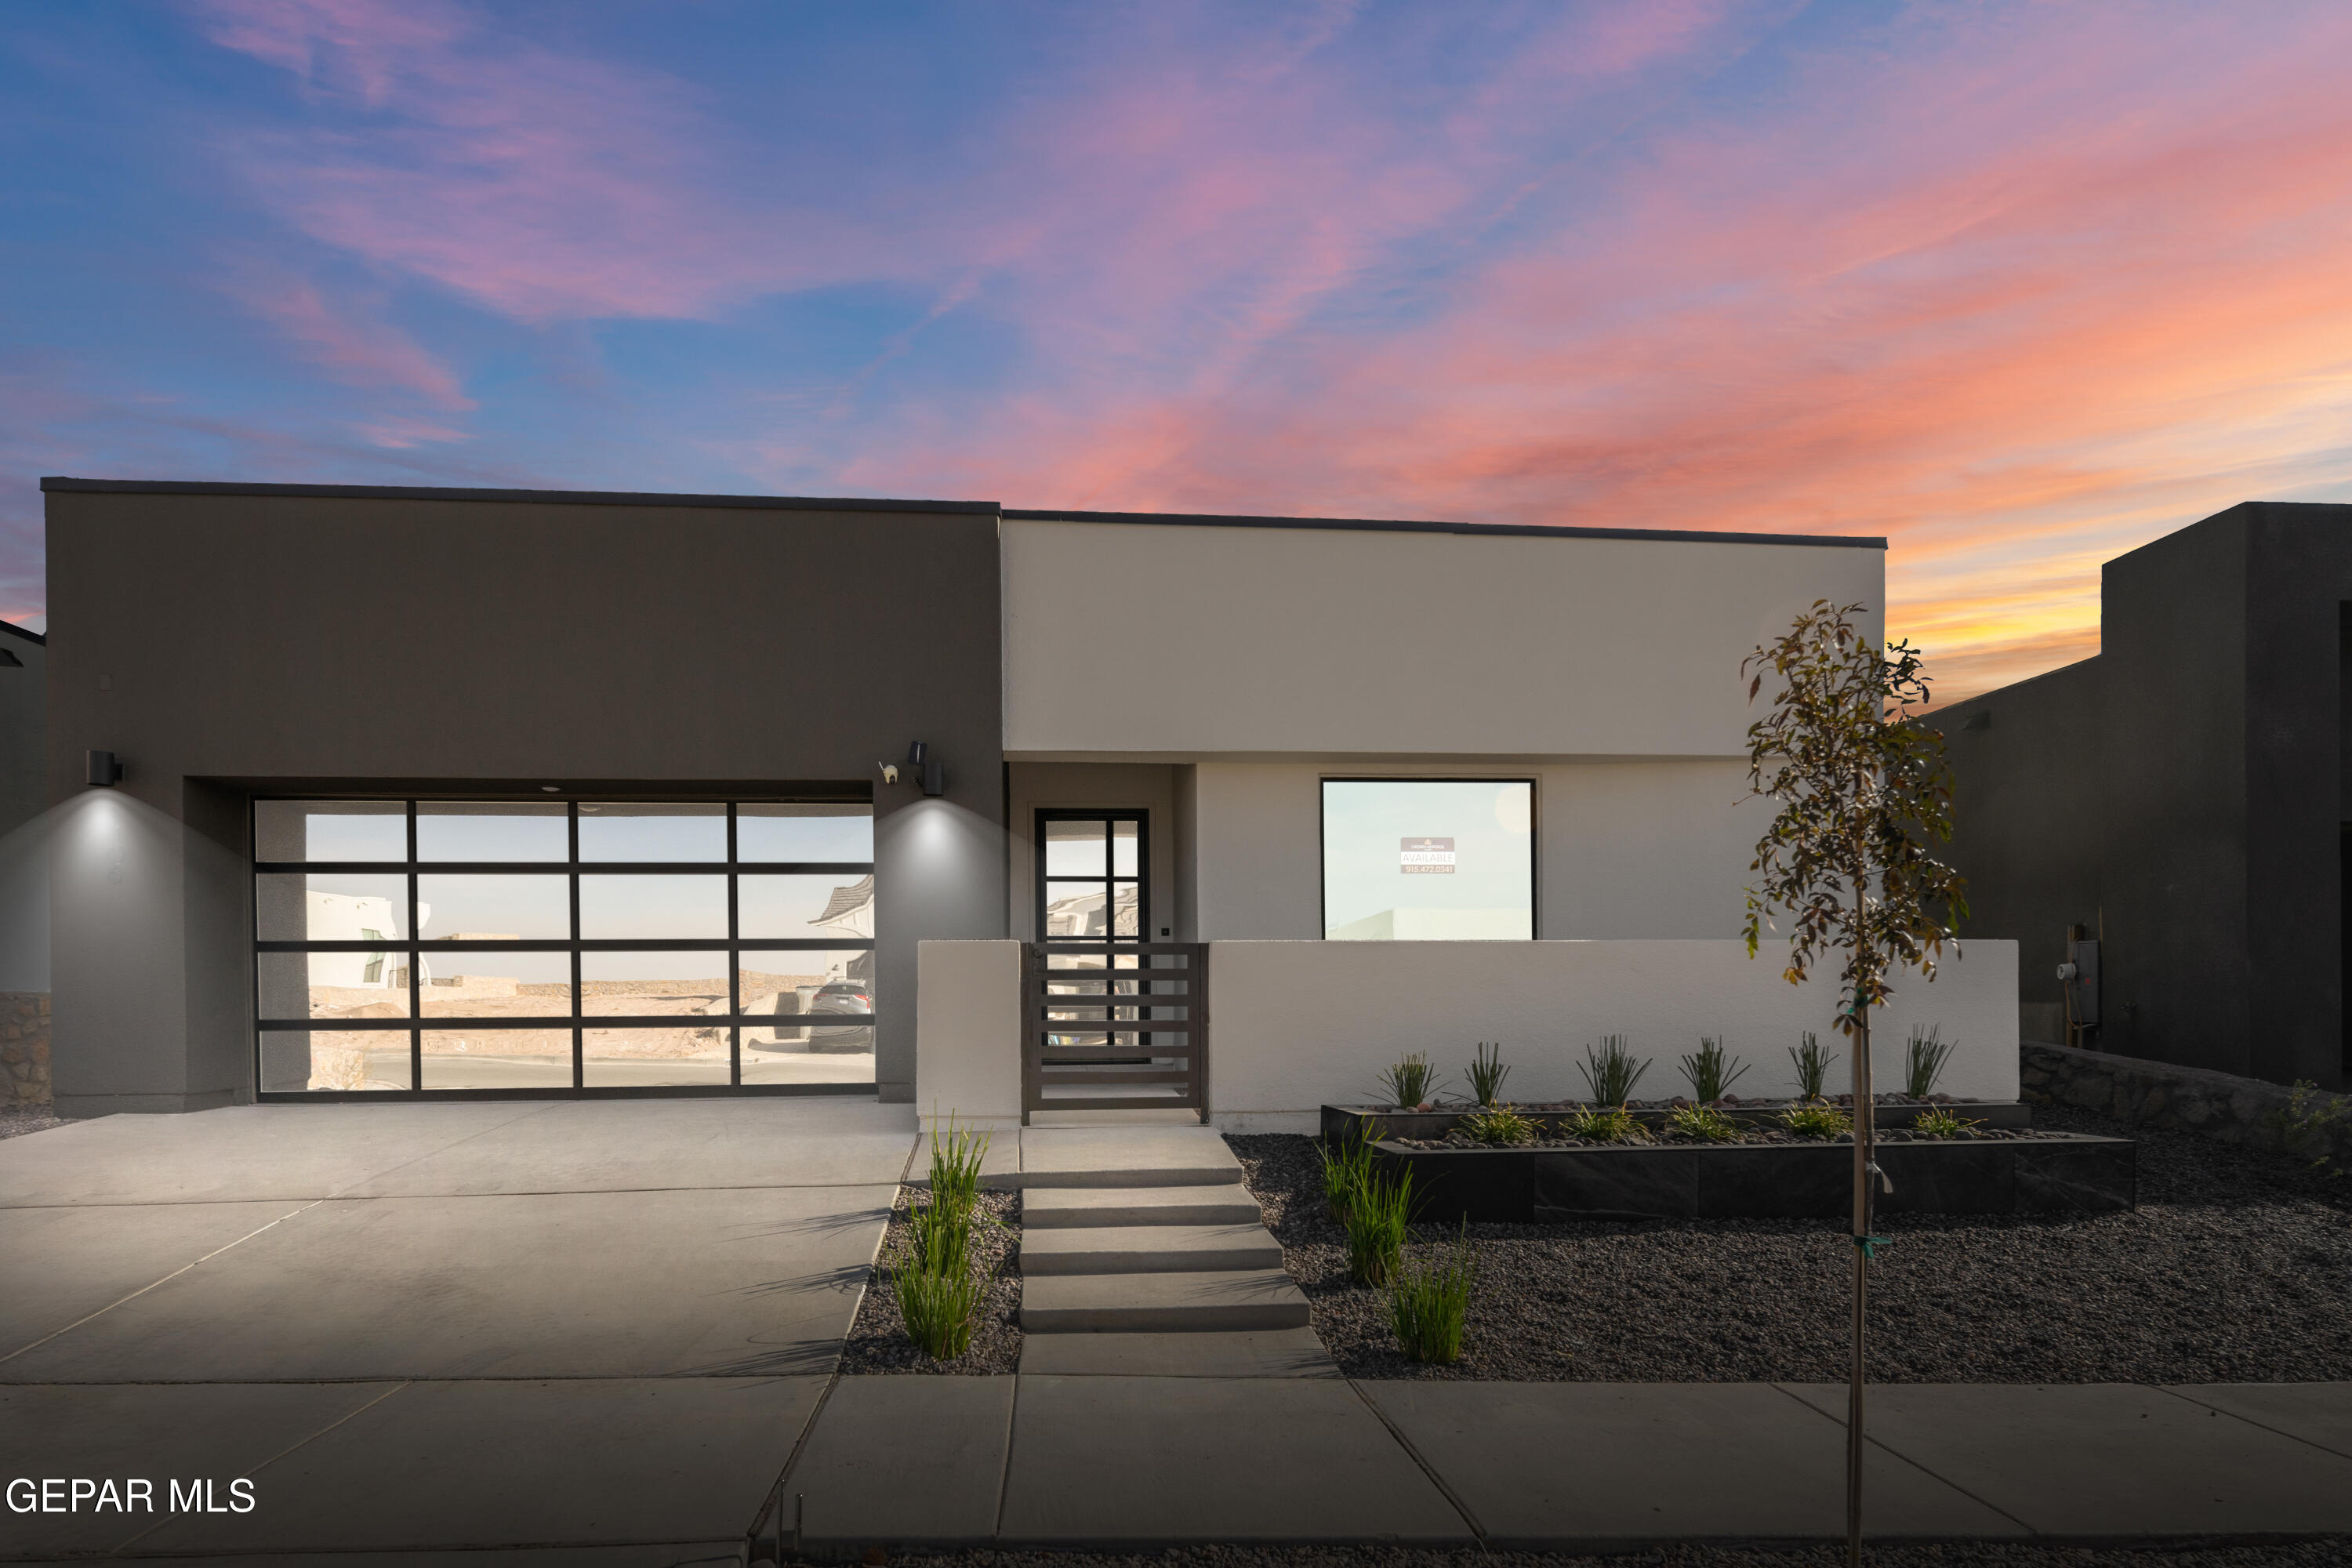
[7,1,2352,699]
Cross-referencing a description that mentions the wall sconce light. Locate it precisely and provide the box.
[85,750,123,787]
[878,741,946,797]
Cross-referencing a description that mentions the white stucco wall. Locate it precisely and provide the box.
[1003,519,1885,759]
[1186,760,1773,941]
[1210,940,2018,1127]
[915,939,1024,1127]
[915,937,2019,1132]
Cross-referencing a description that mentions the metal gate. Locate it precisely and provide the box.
[1022,942,1207,1122]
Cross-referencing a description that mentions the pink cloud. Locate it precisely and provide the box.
[194,0,877,320]
[214,255,474,416]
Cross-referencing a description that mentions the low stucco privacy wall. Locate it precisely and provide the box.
[917,938,2020,1130]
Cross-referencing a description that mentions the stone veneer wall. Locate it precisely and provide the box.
[2,993,51,1105]
[2020,1040,2350,1174]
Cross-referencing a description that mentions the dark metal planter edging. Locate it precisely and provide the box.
[1364,1132,2136,1223]
[1320,1101,2032,1147]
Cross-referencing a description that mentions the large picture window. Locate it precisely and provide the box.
[252,799,875,1097]
[1321,779,1535,940]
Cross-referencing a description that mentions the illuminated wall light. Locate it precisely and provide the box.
[84,750,122,787]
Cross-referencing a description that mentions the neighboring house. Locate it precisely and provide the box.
[1939,500,2352,1093]
[0,618,42,843]
[0,616,48,1105]
[38,477,2019,1117]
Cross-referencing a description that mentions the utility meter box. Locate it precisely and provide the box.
[2060,936,2100,1029]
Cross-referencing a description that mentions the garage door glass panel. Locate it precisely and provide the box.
[583,1026,731,1087]
[257,950,414,1021]
[419,949,572,1017]
[580,950,731,1021]
[255,801,407,862]
[261,1029,411,1093]
[422,1029,572,1091]
[578,875,728,939]
[742,1027,873,1084]
[738,947,873,1081]
[577,803,727,862]
[256,873,410,944]
[739,874,875,942]
[417,802,568,862]
[416,874,570,939]
[737,804,873,862]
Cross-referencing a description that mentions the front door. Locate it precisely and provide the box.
[1025,811,1204,1119]
[1036,812,1146,946]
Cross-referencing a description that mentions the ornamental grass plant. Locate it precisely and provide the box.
[1677,1036,1750,1102]
[1577,1035,1651,1105]
[1461,1103,1537,1145]
[1666,1102,1739,1142]
[889,1114,996,1361]
[1378,1052,1444,1109]
[1563,1103,1650,1143]
[1317,1118,1380,1221]
[1781,1100,1854,1139]
[888,1238,993,1360]
[1904,1026,1957,1101]
[1465,1040,1512,1107]
[1911,1107,1980,1138]
[1788,1032,1837,1100]
[1344,1161,1417,1286]
[1386,1225,1479,1365]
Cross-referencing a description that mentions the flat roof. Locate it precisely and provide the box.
[42,477,1886,550]
[1004,506,1883,550]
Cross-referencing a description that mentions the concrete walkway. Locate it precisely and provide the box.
[0,1098,916,1563]
[775,1375,2352,1553]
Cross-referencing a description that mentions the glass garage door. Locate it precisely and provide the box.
[252,798,875,1097]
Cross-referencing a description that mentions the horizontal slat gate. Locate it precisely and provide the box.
[1022,941,1207,1123]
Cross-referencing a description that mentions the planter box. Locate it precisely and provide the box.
[1369,1133,2134,1222]
[1321,1099,2032,1147]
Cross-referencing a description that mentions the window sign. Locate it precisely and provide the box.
[1400,837,1456,873]
[1323,781,1534,941]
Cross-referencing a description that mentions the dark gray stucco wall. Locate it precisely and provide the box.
[2241,503,2352,1087]
[1938,655,2106,1026]
[42,484,1009,1112]
[1944,501,2352,1091]
[2096,507,2252,1076]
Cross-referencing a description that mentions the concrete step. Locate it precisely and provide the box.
[1012,1127,1243,1189]
[1018,1327,1338,1377]
[1022,1184,1263,1229]
[1021,1269,1311,1333]
[1020,1223,1284,1276]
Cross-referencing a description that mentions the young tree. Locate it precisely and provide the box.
[1742,601,1967,1567]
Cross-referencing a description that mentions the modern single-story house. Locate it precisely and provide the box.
[38,477,2018,1121]
[1939,500,2352,1093]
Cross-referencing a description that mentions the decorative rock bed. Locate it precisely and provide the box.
[1322,1098,2032,1144]
[1370,1131,2135,1221]
[1323,1102,2132,1221]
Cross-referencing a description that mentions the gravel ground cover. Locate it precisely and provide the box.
[0,1104,71,1142]
[1397,1127,2077,1149]
[829,1540,2352,1567]
[838,1187,1022,1374]
[1229,1104,2352,1382]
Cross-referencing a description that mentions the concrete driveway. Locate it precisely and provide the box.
[0,1098,916,1563]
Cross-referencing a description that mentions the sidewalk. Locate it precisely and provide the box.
[775,1376,2352,1553]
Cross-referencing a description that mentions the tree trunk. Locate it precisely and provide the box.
[1848,902,1875,1566]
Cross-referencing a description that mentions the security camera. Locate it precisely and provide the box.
[878,762,900,785]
